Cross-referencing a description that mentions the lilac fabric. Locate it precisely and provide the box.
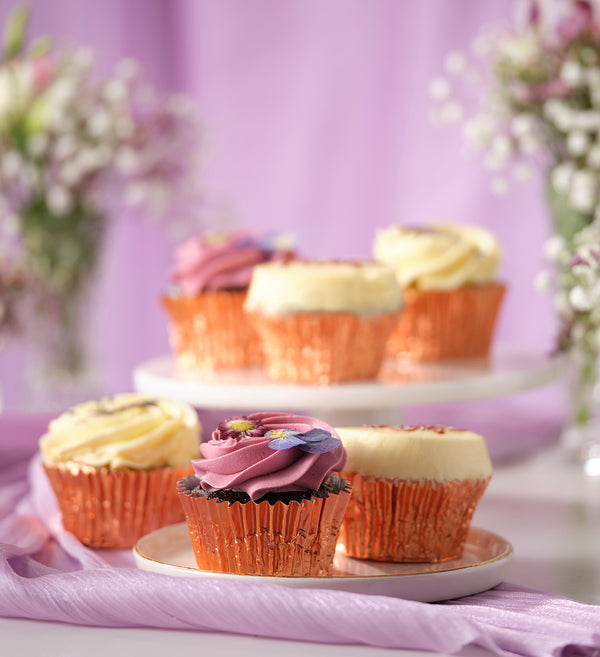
[1,437,599,655]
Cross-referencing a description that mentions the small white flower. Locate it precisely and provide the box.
[520,133,542,154]
[46,186,72,216]
[1,151,22,179]
[429,77,451,101]
[570,285,592,311]
[53,135,77,160]
[463,114,497,145]
[103,79,127,104]
[438,100,464,123]
[87,110,112,138]
[114,147,138,173]
[59,160,84,186]
[551,162,575,192]
[124,181,147,206]
[444,51,467,75]
[588,145,600,169]
[545,234,568,260]
[511,113,535,138]
[534,270,552,291]
[561,60,585,87]
[567,130,591,156]
[490,176,509,195]
[570,170,598,213]
[28,134,48,158]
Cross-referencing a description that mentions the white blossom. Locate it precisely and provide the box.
[46,185,72,216]
[545,234,568,260]
[561,60,585,87]
[588,145,600,169]
[438,100,464,123]
[490,176,509,195]
[570,285,592,311]
[444,51,467,75]
[570,170,598,213]
[567,130,591,156]
[551,162,576,192]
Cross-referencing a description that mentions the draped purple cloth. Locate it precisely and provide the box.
[1,413,599,656]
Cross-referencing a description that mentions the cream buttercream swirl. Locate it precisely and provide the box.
[373,223,501,290]
[192,412,347,500]
[39,394,201,469]
[171,230,294,295]
[244,260,402,315]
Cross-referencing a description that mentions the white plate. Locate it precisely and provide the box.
[133,523,513,602]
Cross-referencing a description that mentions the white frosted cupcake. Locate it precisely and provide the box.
[244,260,402,383]
[336,424,492,562]
[40,394,201,549]
[373,223,505,360]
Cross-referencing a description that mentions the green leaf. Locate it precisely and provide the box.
[3,5,30,60]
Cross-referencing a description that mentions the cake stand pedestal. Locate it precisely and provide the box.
[133,346,562,427]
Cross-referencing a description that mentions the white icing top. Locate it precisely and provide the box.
[373,223,501,291]
[244,261,402,316]
[336,425,492,481]
[40,394,201,469]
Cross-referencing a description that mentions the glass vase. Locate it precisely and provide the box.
[20,202,105,411]
[547,178,600,472]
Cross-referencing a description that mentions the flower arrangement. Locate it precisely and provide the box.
[431,0,600,447]
[430,0,600,221]
[0,7,202,380]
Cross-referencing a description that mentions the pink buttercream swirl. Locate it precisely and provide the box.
[171,231,293,295]
[192,412,347,500]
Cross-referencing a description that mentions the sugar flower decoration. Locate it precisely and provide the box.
[215,417,266,440]
[266,428,341,454]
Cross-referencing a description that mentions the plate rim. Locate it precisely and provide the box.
[133,523,513,583]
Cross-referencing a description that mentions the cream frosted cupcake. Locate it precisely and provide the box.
[162,230,294,370]
[373,223,505,360]
[177,411,350,576]
[336,425,492,562]
[40,394,201,549]
[244,260,402,383]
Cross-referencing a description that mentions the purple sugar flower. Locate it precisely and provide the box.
[266,428,341,454]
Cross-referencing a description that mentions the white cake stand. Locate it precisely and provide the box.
[133,346,562,426]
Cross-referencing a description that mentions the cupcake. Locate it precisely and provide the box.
[40,393,201,549]
[373,223,505,360]
[162,230,294,370]
[177,412,350,576]
[243,260,402,384]
[336,425,492,562]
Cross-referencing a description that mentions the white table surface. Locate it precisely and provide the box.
[2,445,598,657]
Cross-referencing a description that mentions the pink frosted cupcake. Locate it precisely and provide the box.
[162,231,294,370]
[177,411,351,576]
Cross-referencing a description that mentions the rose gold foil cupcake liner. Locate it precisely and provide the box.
[386,283,506,361]
[338,472,490,562]
[247,311,399,384]
[178,482,351,576]
[162,290,263,369]
[43,462,193,549]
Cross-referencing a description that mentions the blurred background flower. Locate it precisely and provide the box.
[0,5,203,403]
[432,0,600,444]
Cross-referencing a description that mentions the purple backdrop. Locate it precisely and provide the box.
[0,0,557,411]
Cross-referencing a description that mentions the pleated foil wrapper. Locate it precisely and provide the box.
[161,290,263,369]
[177,476,351,576]
[43,461,193,549]
[247,310,399,384]
[386,283,506,361]
[338,472,490,562]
